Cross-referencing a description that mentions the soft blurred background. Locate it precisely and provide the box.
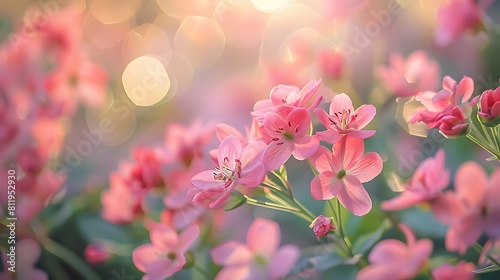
[1,0,500,279]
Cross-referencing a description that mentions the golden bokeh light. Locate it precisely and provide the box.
[83,12,132,49]
[122,24,172,63]
[90,0,141,24]
[251,0,291,13]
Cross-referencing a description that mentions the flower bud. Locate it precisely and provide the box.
[309,215,336,238]
[478,87,500,127]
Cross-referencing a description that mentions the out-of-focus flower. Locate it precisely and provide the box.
[431,261,475,280]
[434,0,491,46]
[432,162,500,254]
[133,223,199,280]
[164,122,214,167]
[434,106,470,137]
[84,242,112,265]
[252,79,323,122]
[17,146,46,175]
[356,224,433,280]
[190,136,266,208]
[310,137,382,216]
[317,50,344,80]
[261,107,319,171]
[382,149,449,211]
[101,148,164,224]
[314,93,376,143]
[309,215,336,238]
[478,86,500,126]
[211,218,300,280]
[377,51,440,97]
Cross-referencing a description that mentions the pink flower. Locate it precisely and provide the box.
[252,79,323,122]
[382,149,450,211]
[356,224,433,280]
[432,162,500,254]
[211,218,300,280]
[309,215,336,238]
[478,86,500,126]
[431,261,475,280]
[377,51,440,97]
[434,0,491,46]
[434,106,470,137]
[101,148,164,224]
[310,137,383,216]
[0,239,48,280]
[164,122,214,167]
[84,242,111,265]
[190,136,266,208]
[314,93,376,143]
[133,223,199,280]
[317,50,344,80]
[261,107,319,171]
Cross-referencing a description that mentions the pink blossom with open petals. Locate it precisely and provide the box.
[434,0,491,46]
[431,162,500,254]
[133,223,199,280]
[377,51,440,98]
[356,224,433,280]
[431,261,475,280]
[310,137,383,216]
[252,79,323,122]
[478,85,500,126]
[211,218,300,280]
[261,107,319,171]
[382,149,449,211]
[190,136,266,208]
[314,93,376,143]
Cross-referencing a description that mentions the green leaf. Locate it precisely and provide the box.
[352,219,389,255]
[224,191,247,211]
[474,265,500,274]
[277,165,288,181]
[76,213,133,244]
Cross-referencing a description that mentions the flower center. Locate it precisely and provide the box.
[282,131,294,140]
[213,157,242,189]
[329,109,358,132]
[167,252,176,260]
[255,255,267,266]
[337,170,346,179]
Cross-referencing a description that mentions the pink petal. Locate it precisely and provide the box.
[262,141,294,171]
[429,90,452,112]
[446,217,483,254]
[314,107,333,128]
[263,111,286,139]
[310,172,342,200]
[293,135,319,160]
[218,136,242,167]
[353,104,376,129]
[286,108,311,136]
[329,93,354,115]
[189,188,225,209]
[150,224,178,252]
[347,152,382,183]
[191,170,225,189]
[178,225,199,252]
[317,130,343,143]
[309,146,340,174]
[337,175,372,216]
[215,266,261,280]
[455,162,487,207]
[348,130,376,139]
[216,123,245,143]
[430,192,466,224]
[17,239,41,266]
[368,239,408,264]
[239,162,265,187]
[442,76,456,93]
[457,76,474,103]
[381,191,425,211]
[334,137,364,169]
[270,85,300,105]
[132,244,162,272]
[211,241,253,266]
[252,99,275,121]
[299,79,321,107]
[491,102,500,117]
[247,218,280,258]
[268,245,300,279]
[356,264,401,280]
[240,140,266,168]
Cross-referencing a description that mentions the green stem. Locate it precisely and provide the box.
[32,220,103,280]
[474,243,500,269]
[244,196,300,212]
[466,134,500,160]
[193,266,212,280]
[270,170,293,197]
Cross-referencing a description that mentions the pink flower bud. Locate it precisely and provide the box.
[309,215,336,238]
[84,242,111,265]
[478,86,500,126]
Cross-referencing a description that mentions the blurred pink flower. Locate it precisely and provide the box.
[190,136,266,208]
[382,149,450,211]
[261,107,319,171]
[434,0,491,46]
[211,218,300,280]
[164,122,214,167]
[377,51,440,98]
[317,50,344,80]
[310,137,382,216]
[432,162,500,254]
[431,261,475,280]
[356,224,433,280]
[309,215,336,238]
[314,93,376,143]
[478,86,500,126]
[252,79,323,122]
[133,223,199,280]
[434,106,470,137]
[101,148,164,224]
[84,242,111,265]
[16,146,46,175]
[0,239,47,280]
